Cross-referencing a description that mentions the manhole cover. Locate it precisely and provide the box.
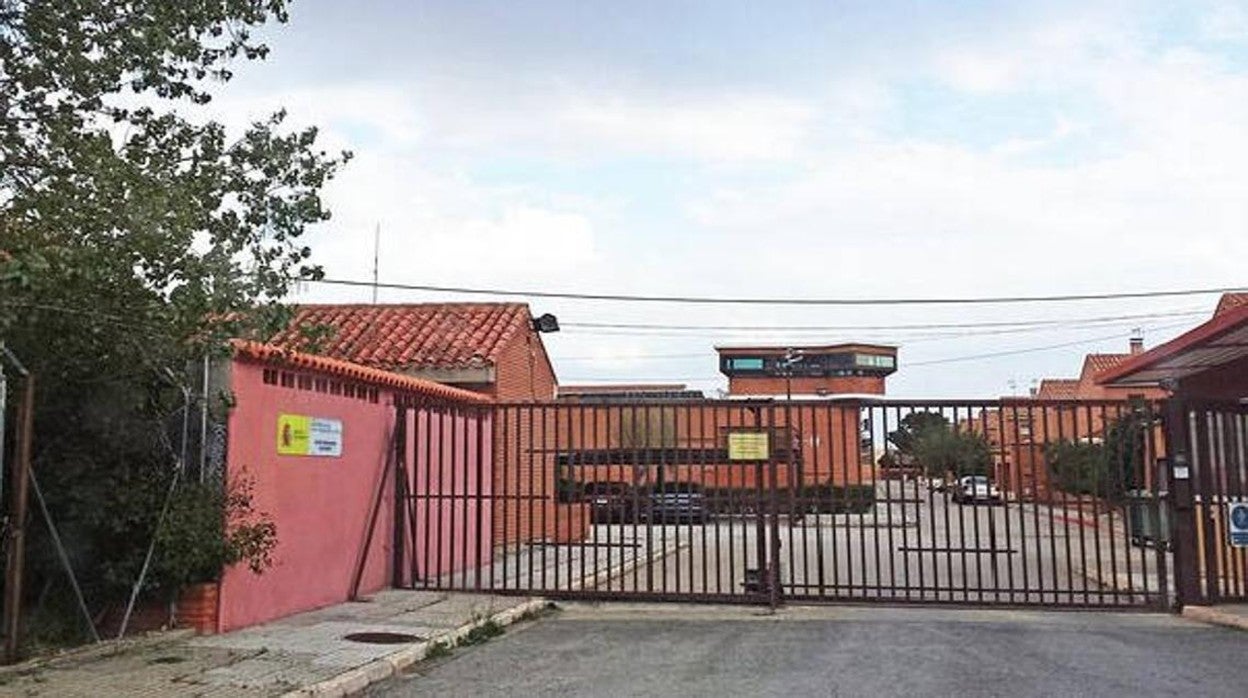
[343,631,424,645]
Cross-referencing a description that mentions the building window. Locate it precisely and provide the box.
[726,357,765,371]
[855,354,896,369]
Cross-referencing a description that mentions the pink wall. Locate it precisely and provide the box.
[218,358,494,632]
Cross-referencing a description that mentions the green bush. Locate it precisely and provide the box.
[154,475,277,590]
[703,484,875,515]
[1044,410,1150,502]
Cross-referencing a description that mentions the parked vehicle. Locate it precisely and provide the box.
[643,482,707,524]
[952,475,1002,505]
[585,482,636,524]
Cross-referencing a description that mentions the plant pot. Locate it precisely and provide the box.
[176,582,219,635]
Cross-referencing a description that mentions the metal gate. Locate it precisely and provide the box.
[394,398,1170,609]
[1168,400,1248,606]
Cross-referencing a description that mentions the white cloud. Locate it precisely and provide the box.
[559,95,816,162]
[1199,3,1248,41]
[204,2,1248,398]
[935,50,1022,93]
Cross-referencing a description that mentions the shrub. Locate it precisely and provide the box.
[153,474,277,590]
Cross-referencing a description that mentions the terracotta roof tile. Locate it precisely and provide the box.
[230,340,490,403]
[1085,353,1130,376]
[1035,379,1079,399]
[271,303,532,371]
[1216,293,1248,316]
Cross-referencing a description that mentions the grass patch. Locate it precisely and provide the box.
[424,640,453,659]
[457,619,504,647]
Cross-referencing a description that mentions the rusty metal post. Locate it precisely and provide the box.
[390,404,408,589]
[3,374,34,663]
[1164,397,1201,609]
[768,402,783,609]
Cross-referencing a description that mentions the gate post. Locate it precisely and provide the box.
[768,403,783,609]
[392,405,408,588]
[1164,397,1201,609]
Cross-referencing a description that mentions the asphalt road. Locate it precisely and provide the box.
[549,480,1165,606]
[367,604,1244,698]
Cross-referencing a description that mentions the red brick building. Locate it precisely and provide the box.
[274,302,577,545]
[1099,292,1248,401]
[972,337,1169,500]
[273,303,558,401]
[716,344,898,397]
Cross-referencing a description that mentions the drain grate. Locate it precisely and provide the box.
[343,631,424,645]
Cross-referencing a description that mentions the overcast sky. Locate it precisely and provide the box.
[209,0,1247,397]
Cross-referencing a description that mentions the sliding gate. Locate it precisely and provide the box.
[394,399,1170,609]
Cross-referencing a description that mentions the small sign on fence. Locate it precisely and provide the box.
[1229,502,1248,548]
[727,431,770,461]
[277,413,344,457]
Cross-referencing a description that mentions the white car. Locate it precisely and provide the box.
[952,475,1001,505]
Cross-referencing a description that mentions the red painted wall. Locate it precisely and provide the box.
[219,358,493,631]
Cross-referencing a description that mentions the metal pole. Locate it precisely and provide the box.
[3,374,35,663]
[1165,396,1201,608]
[179,386,191,478]
[1,352,7,509]
[29,471,99,643]
[117,465,181,639]
[199,355,210,483]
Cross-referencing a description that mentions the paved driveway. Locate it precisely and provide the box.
[367,604,1243,697]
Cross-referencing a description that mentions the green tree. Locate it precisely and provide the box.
[0,1,347,648]
[886,412,950,464]
[1044,440,1105,496]
[1044,409,1151,502]
[912,428,993,479]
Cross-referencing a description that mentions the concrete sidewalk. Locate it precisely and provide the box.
[1183,603,1248,631]
[0,591,546,697]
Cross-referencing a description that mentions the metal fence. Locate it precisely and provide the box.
[1176,401,1248,604]
[395,399,1171,609]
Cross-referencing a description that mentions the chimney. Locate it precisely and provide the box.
[1129,329,1144,356]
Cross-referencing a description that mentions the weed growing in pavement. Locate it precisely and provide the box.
[457,619,504,647]
[425,640,453,659]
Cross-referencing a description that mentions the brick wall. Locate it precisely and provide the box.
[727,375,886,396]
[491,330,557,402]
[490,334,583,545]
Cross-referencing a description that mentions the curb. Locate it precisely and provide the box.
[281,537,684,696]
[1182,605,1248,631]
[280,597,549,698]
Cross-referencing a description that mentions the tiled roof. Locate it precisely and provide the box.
[1035,379,1079,399]
[1085,353,1130,376]
[1098,301,1248,387]
[1216,293,1248,316]
[271,303,532,371]
[231,340,490,403]
[559,384,689,395]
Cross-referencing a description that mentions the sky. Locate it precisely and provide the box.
[207,0,1248,398]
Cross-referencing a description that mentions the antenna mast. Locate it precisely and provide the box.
[371,223,380,304]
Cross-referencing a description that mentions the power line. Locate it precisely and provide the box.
[555,314,1204,343]
[312,277,1248,307]
[559,322,1191,381]
[891,321,1193,367]
[560,309,1206,332]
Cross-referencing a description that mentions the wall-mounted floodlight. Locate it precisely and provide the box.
[532,313,560,333]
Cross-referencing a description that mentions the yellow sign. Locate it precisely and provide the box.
[276,414,344,457]
[728,432,770,461]
[277,414,311,455]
